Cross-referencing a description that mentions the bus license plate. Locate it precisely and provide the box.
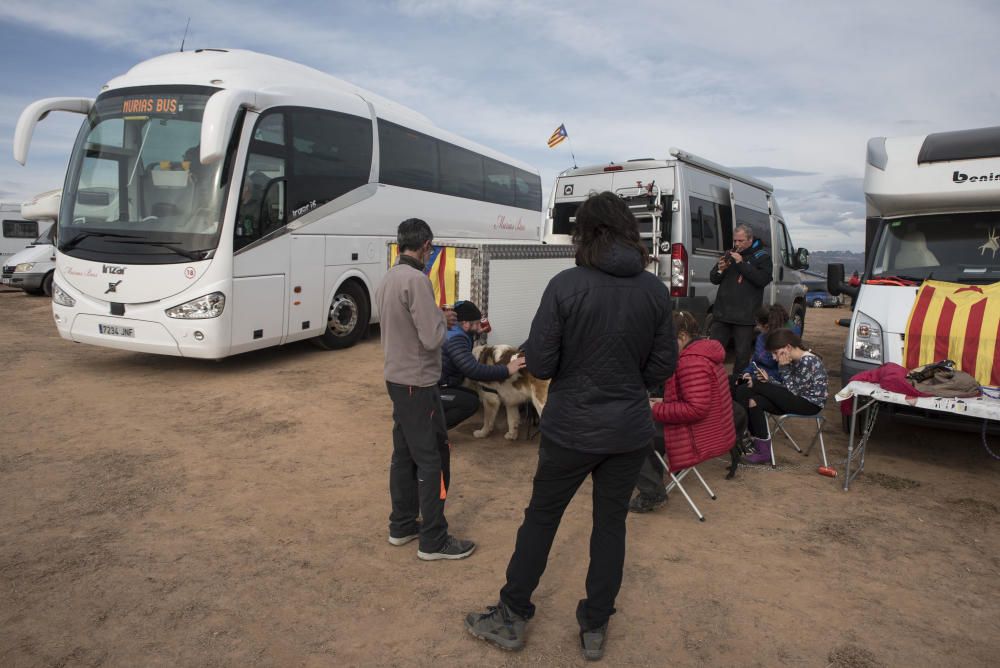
[98,323,135,337]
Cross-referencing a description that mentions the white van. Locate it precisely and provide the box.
[3,224,56,295]
[829,126,1000,382]
[545,148,811,329]
[1,190,59,295]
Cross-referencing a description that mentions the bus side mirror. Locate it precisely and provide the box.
[795,247,810,270]
[200,89,258,165]
[14,97,93,165]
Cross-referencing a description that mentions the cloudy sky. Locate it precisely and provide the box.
[1,0,998,251]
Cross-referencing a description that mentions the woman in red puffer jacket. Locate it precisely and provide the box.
[630,311,736,512]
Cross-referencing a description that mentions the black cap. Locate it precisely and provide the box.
[453,300,482,322]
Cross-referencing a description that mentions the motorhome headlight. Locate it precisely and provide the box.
[14,262,35,272]
[165,292,225,319]
[852,311,883,362]
[52,281,75,307]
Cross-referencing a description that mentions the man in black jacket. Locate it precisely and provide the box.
[465,192,677,661]
[709,223,773,381]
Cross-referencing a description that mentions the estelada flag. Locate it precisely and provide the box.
[547,124,568,148]
[904,279,1000,385]
[389,243,457,306]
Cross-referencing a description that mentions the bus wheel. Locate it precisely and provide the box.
[42,271,54,297]
[791,303,806,334]
[315,281,369,350]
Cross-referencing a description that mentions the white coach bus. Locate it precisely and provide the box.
[13,49,543,358]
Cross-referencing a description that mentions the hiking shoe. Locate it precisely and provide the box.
[465,601,527,651]
[628,494,667,514]
[417,536,476,561]
[580,622,608,661]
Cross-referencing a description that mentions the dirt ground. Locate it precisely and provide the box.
[1,289,998,668]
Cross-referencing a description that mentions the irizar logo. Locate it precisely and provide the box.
[953,170,1000,184]
[103,264,126,275]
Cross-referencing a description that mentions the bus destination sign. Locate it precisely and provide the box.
[121,97,180,114]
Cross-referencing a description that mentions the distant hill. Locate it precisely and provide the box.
[805,251,866,277]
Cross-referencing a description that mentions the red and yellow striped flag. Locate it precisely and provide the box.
[389,244,457,306]
[904,279,1000,386]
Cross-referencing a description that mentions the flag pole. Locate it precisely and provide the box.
[566,134,578,168]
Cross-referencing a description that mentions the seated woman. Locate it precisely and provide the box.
[733,328,828,464]
[741,304,800,383]
[630,311,736,512]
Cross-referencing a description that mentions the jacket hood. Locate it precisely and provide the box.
[592,242,645,277]
[680,338,725,364]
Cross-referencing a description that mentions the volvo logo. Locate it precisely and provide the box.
[105,280,122,294]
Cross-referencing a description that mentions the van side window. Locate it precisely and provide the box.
[735,206,771,247]
[776,220,793,266]
[689,196,721,251]
[3,220,39,239]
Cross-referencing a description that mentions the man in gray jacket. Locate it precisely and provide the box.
[374,218,476,561]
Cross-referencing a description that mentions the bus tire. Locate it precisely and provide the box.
[42,271,54,297]
[791,302,806,334]
[314,280,370,350]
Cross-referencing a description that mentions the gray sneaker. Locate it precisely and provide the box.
[580,622,608,661]
[465,602,527,651]
[417,536,476,561]
[388,521,421,546]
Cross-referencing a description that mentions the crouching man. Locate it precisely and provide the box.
[439,300,525,429]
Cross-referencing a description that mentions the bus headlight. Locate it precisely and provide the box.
[165,292,226,319]
[15,262,35,272]
[52,281,76,307]
[852,311,883,362]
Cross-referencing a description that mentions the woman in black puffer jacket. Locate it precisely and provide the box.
[466,191,677,659]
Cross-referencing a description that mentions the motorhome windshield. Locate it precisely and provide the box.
[870,213,1000,284]
[59,85,226,263]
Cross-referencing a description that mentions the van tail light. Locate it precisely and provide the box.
[670,243,688,297]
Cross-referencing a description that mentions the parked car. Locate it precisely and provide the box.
[806,289,839,308]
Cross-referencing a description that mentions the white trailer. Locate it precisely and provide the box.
[546,149,811,331]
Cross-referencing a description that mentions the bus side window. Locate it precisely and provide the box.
[236,152,286,249]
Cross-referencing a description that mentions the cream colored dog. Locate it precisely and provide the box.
[469,344,549,440]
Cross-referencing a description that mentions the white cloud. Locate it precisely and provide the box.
[1,0,998,250]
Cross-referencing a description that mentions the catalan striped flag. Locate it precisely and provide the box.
[547,124,568,148]
[389,244,457,306]
[904,279,1000,386]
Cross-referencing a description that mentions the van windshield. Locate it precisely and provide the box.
[59,85,226,264]
[870,213,1000,284]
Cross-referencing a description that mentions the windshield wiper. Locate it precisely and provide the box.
[61,231,143,251]
[113,240,209,260]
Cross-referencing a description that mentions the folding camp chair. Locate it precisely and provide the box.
[766,413,828,468]
[651,450,716,522]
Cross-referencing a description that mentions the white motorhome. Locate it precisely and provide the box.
[545,149,811,330]
[13,49,547,358]
[829,126,1000,383]
[1,189,60,295]
[1,201,53,271]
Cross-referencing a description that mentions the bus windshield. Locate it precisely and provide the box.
[59,85,227,263]
[870,212,1000,284]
